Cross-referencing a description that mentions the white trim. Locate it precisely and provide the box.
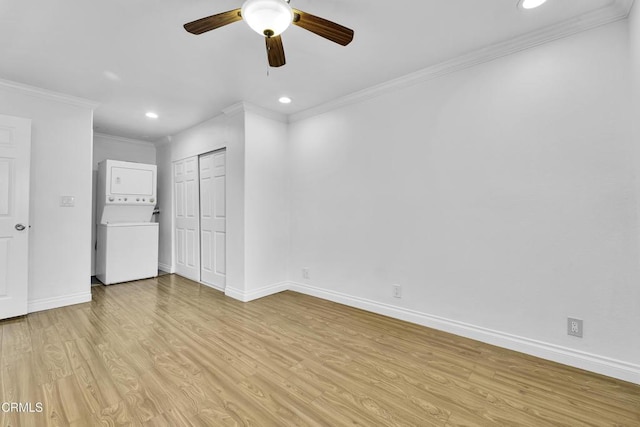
[222,102,246,117]
[288,282,640,385]
[243,102,289,124]
[0,78,99,109]
[93,132,156,148]
[200,280,225,293]
[154,135,174,146]
[28,291,92,314]
[221,101,288,123]
[225,282,289,302]
[224,286,244,301]
[290,0,634,123]
[158,262,174,274]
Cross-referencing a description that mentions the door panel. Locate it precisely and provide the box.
[0,159,10,215]
[174,157,200,281]
[201,230,212,271]
[200,150,226,289]
[0,114,31,320]
[215,231,226,276]
[176,228,185,265]
[0,238,9,296]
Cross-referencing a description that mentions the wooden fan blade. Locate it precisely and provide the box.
[266,35,286,67]
[292,9,354,46]
[184,9,242,35]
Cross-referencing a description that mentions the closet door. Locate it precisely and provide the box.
[174,157,200,281]
[0,114,31,320]
[199,150,226,290]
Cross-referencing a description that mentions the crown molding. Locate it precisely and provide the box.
[0,78,99,110]
[290,0,634,123]
[221,101,288,123]
[154,135,174,146]
[93,132,156,147]
[243,102,289,124]
[222,102,246,117]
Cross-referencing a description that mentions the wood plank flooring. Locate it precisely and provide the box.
[1,274,639,426]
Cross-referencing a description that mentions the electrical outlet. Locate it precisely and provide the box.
[568,318,583,338]
[392,284,401,298]
[302,268,310,280]
[60,196,75,207]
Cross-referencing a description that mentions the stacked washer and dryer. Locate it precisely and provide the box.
[95,160,159,285]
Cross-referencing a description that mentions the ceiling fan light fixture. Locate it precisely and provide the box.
[518,0,548,9]
[241,0,293,37]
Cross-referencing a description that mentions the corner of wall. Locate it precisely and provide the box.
[28,292,92,314]
[225,282,289,303]
[287,282,640,385]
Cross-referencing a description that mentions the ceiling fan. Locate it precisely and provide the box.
[183,0,354,67]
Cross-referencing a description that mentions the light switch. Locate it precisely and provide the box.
[60,196,75,207]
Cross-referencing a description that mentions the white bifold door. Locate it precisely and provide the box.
[199,151,226,289]
[174,157,200,281]
[173,149,226,289]
[0,114,31,320]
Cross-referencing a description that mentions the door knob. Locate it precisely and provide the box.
[15,224,26,231]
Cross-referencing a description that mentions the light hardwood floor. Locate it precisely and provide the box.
[1,274,639,426]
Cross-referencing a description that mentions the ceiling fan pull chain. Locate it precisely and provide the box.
[266,41,272,74]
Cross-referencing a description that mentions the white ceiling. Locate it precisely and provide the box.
[0,0,632,141]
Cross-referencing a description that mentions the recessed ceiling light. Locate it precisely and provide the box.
[145,112,159,119]
[279,96,292,104]
[518,0,548,9]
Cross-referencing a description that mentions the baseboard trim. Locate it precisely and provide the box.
[225,282,289,302]
[28,291,92,314]
[158,262,174,274]
[288,282,640,385]
[200,280,225,293]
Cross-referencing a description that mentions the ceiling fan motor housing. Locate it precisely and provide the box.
[183,0,354,68]
[241,0,294,37]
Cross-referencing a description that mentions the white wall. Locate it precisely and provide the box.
[156,142,173,272]
[158,107,247,292]
[0,80,96,311]
[91,133,156,275]
[93,133,156,170]
[158,103,290,300]
[629,0,640,384]
[631,0,640,213]
[2,2,635,386]
[242,107,289,299]
[287,21,640,383]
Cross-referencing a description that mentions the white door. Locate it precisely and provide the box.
[174,157,200,281]
[199,150,226,290]
[0,115,31,320]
